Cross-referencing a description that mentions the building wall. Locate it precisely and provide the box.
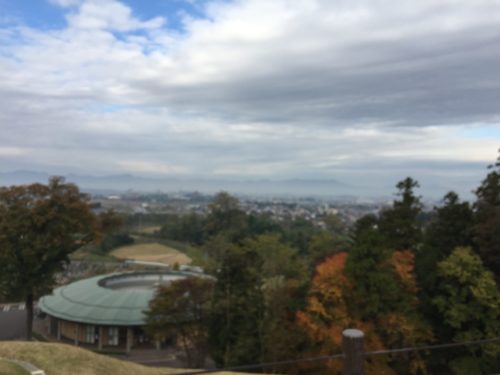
[101,327,109,345]
[60,319,77,341]
[59,320,94,343]
[56,317,132,348]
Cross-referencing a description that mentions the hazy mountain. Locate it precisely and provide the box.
[0,170,363,198]
[0,170,478,200]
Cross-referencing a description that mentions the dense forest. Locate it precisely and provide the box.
[146,152,500,374]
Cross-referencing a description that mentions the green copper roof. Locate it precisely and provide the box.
[39,271,195,326]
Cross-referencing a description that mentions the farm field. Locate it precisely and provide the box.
[111,243,192,266]
[136,225,162,234]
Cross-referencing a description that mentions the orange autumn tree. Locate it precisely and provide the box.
[298,241,432,374]
[297,252,391,374]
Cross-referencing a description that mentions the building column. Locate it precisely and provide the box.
[74,323,79,346]
[98,326,104,350]
[56,320,61,341]
[126,328,134,353]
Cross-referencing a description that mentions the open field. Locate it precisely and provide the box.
[136,225,162,235]
[111,243,192,266]
[0,342,259,375]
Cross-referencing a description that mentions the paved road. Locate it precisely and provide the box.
[0,303,27,340]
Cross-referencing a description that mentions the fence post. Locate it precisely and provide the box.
[342,328,365,375]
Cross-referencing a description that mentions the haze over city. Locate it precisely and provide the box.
[0,0,499,197]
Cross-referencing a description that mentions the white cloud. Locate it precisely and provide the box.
[49,0,83,8]
[0,147,28,156]
[116,160,189,175]
[66,0,165,31]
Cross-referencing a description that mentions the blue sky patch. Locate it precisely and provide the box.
[0,0,218,32]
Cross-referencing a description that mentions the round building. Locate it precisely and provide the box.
[39,271,198,352]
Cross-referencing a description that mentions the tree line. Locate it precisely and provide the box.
[147,152,500,374]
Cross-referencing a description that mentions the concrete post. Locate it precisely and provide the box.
[126,328,134,353]
[342,329,364,375]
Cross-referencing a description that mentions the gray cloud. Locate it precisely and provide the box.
[0,0,498,197]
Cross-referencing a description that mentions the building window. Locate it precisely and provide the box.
[86,325,95,344]
[108,327,119,346]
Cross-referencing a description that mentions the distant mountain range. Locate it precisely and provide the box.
[0,170,362,198]
[0,170,475,201]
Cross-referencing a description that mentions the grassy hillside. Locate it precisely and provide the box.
[0,342,167,375]
[0,342,255,375]
[0,359,29,375]
[111,243,192,265]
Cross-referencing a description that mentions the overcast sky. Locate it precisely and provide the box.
[0,0,499,196]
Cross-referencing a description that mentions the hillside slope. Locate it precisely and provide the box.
[0,342,167,375]
[0,342,254,375]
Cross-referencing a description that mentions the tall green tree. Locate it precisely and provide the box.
[159,213,206,245]
[308,231,351,266]
[379,177,423,251]
[281,217,319,255]
[243,234,309,365]
[208,245,264,367]
[416,191,474,293]
[346,227,408,319]
[433,247,500,374]
[242,234,307,281]
[94,209,133,253]
[201,234,237,274]
[0,177,96,339]
[245,212,283,238]
[204,192,247,241]
[351,213,378,238]
[145,277,214,368]
[473,150,500,279]
[323,213,349,236]
[346,218,432,373]
[260,276,307,374]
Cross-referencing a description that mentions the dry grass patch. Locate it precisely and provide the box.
[0,342,168,375]
[0,342,259,375]
[137,226,162,234]
[0,359,29,375]
[111,243,191,266]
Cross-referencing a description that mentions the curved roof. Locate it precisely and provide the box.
[39,271,196,326]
